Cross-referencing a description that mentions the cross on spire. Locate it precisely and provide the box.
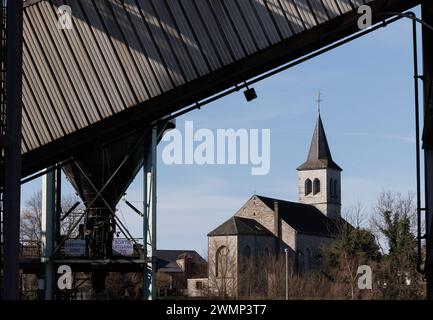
[316,91,323,114]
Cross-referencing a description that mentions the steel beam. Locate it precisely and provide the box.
[41,170,56,300]
[143,125,157,300]
[422,0,433,300]
[3,0,23,300]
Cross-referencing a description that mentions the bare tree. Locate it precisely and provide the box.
[20,191,84,244]
[207,239,237,299]
[260,252,287,299]
[21,191,43,242]
[344,202,368,229]
[106,272,142,299]
[371,191,417,254]
[321,205,380,300]
[20,191,84,299]
[249,253,344,300]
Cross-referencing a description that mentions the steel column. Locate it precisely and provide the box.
[142,143,150,300]
[41,170,56,300]
[143,125,157,300]
[412,12,423,274]
[422,0,433,300]
[2,0,23,300]
[55,167,61,241]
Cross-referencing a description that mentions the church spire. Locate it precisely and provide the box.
[297,112,342,171]
[297,98,342,219]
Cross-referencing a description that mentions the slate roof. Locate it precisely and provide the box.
[156,250,206,273]
[207,216,274,237]
[297,114,342,171]
[257,195,346,237]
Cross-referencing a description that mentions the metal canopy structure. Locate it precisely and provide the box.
[21,0,421,176]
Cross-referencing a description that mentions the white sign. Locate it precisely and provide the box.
[64,239,86,256]
[112,239,134,256]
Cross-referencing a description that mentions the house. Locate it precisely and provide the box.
[156,249,207,296]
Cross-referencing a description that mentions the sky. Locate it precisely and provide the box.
[21,6,424,256]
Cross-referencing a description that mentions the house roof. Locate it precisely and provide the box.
[256,195,346,237]
[207,216,274,237]
[297,114,342,171]
[156,250,206,273]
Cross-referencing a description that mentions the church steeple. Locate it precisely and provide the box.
[297,114,342,171]
[297,104,342,219]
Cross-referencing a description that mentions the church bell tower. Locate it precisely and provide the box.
[297,98,342,219]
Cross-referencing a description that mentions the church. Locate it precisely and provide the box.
[207,113,348,297]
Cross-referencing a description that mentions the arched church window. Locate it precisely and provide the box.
[241,246,252,274]
[263,247,271,268]
[334,180,338,198]
[296,251,304,273]
[305,248,312,270]
[216,246,228,278]
[243,245,251,260]
[264,247,270,259]
[305,179,312,195]
[313,178,320,195]
[330,179,334,197]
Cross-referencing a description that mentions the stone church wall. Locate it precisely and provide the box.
[280,220,297,251]
[298,169,341,219]
[235,196,275,235]
[207,235,238,297]
[235,196,297,250]
[237,234,278,297]
[296,233,334,271]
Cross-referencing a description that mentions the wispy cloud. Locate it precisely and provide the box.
[184,106,302,129]
[335,131,415,143]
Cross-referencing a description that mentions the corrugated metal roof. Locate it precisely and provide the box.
[20,0,418,174]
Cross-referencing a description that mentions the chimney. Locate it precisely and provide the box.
[274,200,280,239]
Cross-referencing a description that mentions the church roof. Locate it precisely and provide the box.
[207,216,274,237]
[297,114,342,171]
[256,195,345,237]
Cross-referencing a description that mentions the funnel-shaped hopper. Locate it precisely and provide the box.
[62,121,173,294]
[63,129,150,260]
[63,131,147,211]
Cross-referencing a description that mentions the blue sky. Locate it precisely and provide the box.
[22,6,424,256]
